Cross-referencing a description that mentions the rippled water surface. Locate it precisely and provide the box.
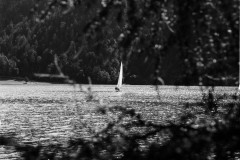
[0,84,236,159]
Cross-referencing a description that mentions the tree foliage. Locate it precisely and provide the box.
[0,0,238,85]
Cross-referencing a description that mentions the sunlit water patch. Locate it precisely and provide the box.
[0,84,236,159]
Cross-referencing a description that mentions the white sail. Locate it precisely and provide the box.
[116,62,123,89]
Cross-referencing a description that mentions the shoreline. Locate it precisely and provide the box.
[0,79,52,85]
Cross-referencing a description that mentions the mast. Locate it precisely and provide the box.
[117,62,123,88]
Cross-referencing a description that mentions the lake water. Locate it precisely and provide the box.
[0,84,237,159]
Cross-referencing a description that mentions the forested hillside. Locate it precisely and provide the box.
[0,0,238,85]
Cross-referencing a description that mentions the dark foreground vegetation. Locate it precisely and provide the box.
[0,0,239,159]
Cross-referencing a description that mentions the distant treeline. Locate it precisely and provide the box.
[0,0,238,85]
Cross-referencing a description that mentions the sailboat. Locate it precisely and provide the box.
[115,62,123,92]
